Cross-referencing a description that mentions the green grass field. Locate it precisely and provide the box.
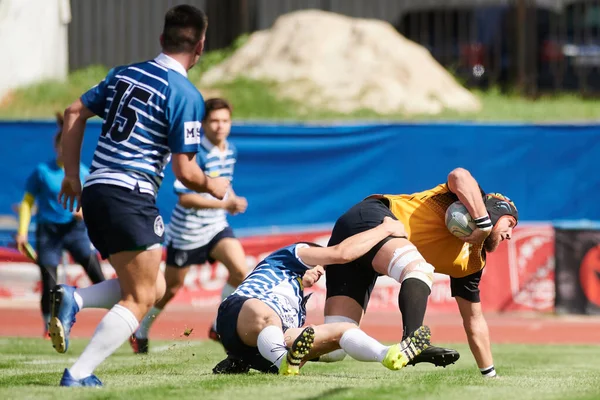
[3,69,600,123]
[1,338,599,400]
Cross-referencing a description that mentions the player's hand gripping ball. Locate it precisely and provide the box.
[445,201,476,238]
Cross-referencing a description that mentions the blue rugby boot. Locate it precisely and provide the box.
[48,285,80,353]
[59,368,103,387]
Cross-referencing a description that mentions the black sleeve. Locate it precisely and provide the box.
[450,270,483,303]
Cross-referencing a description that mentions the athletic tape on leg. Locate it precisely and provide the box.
[403,262,435,289]
[324,315,359,325]
[387,246,434,289]
[387,245,422,281]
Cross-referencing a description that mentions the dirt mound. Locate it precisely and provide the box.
[201,10,481,115]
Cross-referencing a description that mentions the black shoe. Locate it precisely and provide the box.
[212,355,250,374]
[208,326,221,343]
[406,345,460,367]
[129,335,149,354]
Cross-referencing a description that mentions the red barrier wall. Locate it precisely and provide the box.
[0,225,554,313]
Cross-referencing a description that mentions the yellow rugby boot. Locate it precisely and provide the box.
[382,325,431,371]
[279,326,315,376]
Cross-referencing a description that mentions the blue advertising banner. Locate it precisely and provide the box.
[2,121,599,232]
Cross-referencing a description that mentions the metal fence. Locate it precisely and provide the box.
[397,0,600,95]
[69,0,600,94]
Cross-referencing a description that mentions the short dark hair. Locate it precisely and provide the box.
[54,111,64,146]
[162,5,208,53]
[203,98,233,121]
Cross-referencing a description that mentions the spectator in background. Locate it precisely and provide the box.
[15,112,105,337]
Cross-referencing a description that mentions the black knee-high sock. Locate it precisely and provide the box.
[39,265,58,317]
[81,254,105,284]
[399,278,431,340]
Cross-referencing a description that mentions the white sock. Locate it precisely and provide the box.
[221,283,236,300]
[69,304,139,380]
[74,279,122,310]
[256,325,287,368]
[339,328,390,363]
[319,349,347,362]
[135,306,163,339]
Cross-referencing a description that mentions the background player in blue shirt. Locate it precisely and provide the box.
[214,217,431,376]
[51,5,230,387]
[131,98,248,353]
[15,113,105,337]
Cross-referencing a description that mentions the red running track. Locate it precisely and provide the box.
[1,306,599,344]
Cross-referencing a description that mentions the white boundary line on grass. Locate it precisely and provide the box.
[13,342,205,365]
[152,342,206,353]
[22,357,78,365]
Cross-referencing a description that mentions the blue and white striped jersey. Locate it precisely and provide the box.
[81,53,204,196]
[166,136,238,250]
[232,244,313,330]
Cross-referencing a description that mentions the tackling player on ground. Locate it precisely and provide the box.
[131,98,248,353]
[51,5,229,387]
[320,168,518,378]
[212,217,431,375]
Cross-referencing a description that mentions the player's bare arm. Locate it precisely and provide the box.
[178,192,228,209]
[177,191,246,215]
[216,187,247,214]
[171,153,230,199]
[456,296,496,377]
[302,265,325,288]
[228,196,248,215]
[447,168,492,244]
[297,216,406,267]
[58,99,95,211]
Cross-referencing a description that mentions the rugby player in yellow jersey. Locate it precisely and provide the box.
[320,168,518,378]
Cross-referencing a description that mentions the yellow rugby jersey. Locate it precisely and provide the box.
[369,183,485,278]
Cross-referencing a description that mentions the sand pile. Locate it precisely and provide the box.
[200,10,481,115]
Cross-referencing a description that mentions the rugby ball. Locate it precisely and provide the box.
[445,201,475,238]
